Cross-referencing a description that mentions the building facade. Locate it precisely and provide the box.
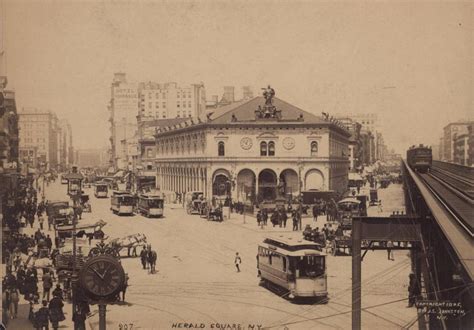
[18,110,58,170]
[153,96,350,203]
[0,88,19,171]
[443,121,473,163]
[108,73,206,170]
[337,113,386,162]
[138,81,206,120]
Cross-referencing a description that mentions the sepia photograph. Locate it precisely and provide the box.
[0,1,472,329]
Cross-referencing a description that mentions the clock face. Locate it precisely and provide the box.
[283,137,295,150]
[240,137,253,150]
[80,256,125,298]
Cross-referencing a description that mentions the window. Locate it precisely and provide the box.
[268,141,275,156]
[177,102,180,108]
[163,102,166,108]
[218,141,225,156]
[183,103,186,108]
[177,111,181,118]
[162,112,166,118]
[311,141,318,156]
[260,142,267,156]
[156,103,159,108]
[147,149,153,158]
[188,101,192,107]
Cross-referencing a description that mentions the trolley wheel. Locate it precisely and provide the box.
[331,241,337,256]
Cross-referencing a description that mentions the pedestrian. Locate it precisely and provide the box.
[407,273,420,307]
[52,284,63,300]
[47,215,53,231]
[49,294,65,330]
[45,235,53,254]
[281,209,288,228]
[312,204,318,223]
[9,287,19,319]
[42,269,53,301]
[262,209,268,226]
[35,300,50,330]
[256,210,262,227]
[73,305,87,330]
[140,246,148,269]
[38,213,45,230]
[234,252,242,272]
[121,274,129,302]
[292,212,299,231]
[387,241,394,261]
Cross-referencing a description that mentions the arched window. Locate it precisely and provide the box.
[218,141,225,156]
[260,141,268,156]
[311,141,318,156]
[268,141,275,156]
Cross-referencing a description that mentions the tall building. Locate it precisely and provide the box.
[58,119,74,169]
[108,73,139,170]
[439,137,445,161]
[18,109,71,170]
[443,121,473,162]
[336,117,362,170]
[108,73,206,170]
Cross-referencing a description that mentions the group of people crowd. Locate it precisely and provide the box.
[1,176,91,329]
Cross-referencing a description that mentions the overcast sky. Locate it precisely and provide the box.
[2,1,472,152]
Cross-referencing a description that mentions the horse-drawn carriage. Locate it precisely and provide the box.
[109,233,147,257]
[185,191,205,215]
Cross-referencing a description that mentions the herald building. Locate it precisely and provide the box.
[153,93,350,204]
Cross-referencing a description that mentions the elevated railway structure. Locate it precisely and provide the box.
[403,160,473,329]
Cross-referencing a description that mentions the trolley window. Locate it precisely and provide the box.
[96,185,108,192]
[147,199,163,208]
[297,255,325,278]
[120,196,135,205]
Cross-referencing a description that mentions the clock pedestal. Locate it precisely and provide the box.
[99,304,106,330]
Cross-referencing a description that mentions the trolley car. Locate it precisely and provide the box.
[257,235,327,300]
[138,193,164,217]
[94,182,109,198]
[111,191,135,215]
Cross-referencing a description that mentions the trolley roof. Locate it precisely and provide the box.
[139,192,164,199]
[261,235,325,256]
[112,190,134,196]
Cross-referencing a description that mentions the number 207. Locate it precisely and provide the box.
[119,323,133,330]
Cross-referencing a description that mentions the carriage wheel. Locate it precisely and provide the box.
[186,206,192,215]
[331,240,337,256]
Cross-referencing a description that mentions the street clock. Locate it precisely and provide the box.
[79,255,125,300]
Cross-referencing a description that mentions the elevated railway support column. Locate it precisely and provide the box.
[352,216,421,330]
[403,161,473,329]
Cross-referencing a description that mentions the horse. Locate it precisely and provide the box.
[147,250,157,274]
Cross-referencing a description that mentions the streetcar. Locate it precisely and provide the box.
[407,144,432,173]
[257,235,328,300]
[94,182,109,198]
[137,193,164,217]
[110,191,135,215]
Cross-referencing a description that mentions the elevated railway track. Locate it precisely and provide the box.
[403,160,473,329]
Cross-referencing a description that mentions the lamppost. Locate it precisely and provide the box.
[64,166,83,330]
[298,162,304,230]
